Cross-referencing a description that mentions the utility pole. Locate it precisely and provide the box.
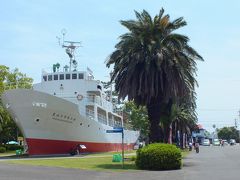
[238,110,240,142]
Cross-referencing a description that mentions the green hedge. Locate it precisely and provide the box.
[135,143,182,170]
[0,147,7,153]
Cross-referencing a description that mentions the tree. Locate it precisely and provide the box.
[106,9,203,143]
[123,101,149,141]
[218,127,239,141]
[0,65,33,144]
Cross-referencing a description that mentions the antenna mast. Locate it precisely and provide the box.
[57,29,81,72]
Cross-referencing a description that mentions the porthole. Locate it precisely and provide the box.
[80,123,82,126]
[88,125,90,127]
[36,119,40,122]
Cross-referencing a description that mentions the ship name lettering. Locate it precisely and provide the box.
[32,102,47,108]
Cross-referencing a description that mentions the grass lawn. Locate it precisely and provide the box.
[2,149,189,171]
[0,151,15,157]
[6,156,137,171]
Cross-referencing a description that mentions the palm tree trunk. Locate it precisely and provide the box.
[147,102,163,143]
[163,122,170,143]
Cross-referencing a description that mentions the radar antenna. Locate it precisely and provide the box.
[57,29,82,71]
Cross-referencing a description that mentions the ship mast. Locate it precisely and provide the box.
[57,29,81,72]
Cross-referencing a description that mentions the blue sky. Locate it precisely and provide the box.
[1,0,240,132]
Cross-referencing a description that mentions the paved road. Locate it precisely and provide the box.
[0,145,240,180]
[184,144,240,180]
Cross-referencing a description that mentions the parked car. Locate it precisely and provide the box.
[213,139,220,146]
[229,139,236,145]
[202,139,210,146]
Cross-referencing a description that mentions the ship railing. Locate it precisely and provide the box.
[108,118,114,127]
[114,121,122,127]
[84,108,122,127]
[113,108,124,116]
[86,96,102,106]
[86,96,113,111]
[98,113,107,125]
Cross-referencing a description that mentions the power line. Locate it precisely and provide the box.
[197,108,239,111]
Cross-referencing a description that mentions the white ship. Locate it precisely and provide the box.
[1,37,139,155]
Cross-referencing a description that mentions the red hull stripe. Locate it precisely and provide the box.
[26,138,134,155]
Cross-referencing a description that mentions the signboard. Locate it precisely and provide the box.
[79,144,86,149]
[106,129,123,133]
[106,127,123,133]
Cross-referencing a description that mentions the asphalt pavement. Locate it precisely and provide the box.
[0,145,239,180]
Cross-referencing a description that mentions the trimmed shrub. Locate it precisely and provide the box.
[135,143,182,170]
[0,147,7,153]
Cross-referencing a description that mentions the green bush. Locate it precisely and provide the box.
[0,147,7,153]
[135,143,182,170]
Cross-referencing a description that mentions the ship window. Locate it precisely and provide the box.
[66,74,70,79]
[60,74,64,80]
[79,73,84,79]
[48,75,52,81]
[72,73,77,79]
[54,74,58,80]
[43,75,47,81]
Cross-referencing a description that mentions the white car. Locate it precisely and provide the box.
[229,139,236,145]
[202,139,210,146]
[213,139,220,146]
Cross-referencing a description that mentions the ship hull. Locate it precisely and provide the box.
[26,138,134,155]
[2,89,139,155]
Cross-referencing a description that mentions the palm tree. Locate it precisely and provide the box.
[172,106,198,148]
[106,9,203,143]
